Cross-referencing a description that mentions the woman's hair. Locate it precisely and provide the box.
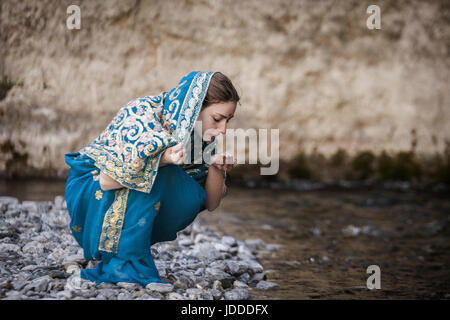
[202,72,240,109]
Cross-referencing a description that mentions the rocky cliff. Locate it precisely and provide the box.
[1,0,449,178]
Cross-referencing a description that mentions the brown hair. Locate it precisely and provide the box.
[202,72,240,109]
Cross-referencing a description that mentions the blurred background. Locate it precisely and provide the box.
[0,0,449,299]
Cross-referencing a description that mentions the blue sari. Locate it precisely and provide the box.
[64,71,225,286]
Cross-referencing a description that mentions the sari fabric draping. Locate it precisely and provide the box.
[64,71,225,286]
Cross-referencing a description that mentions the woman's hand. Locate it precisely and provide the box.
[210,152,236,172]
[159,143,186,167]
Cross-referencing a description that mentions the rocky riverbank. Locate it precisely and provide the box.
[0,196,280,300]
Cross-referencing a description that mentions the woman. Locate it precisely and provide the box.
[64,71,239,286]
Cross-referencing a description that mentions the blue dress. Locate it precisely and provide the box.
[64,142,217,286]
[64,71,227,286]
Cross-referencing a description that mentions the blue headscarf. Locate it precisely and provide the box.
[79,71,218,194]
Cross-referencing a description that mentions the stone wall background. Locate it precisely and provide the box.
[0,0,449,179]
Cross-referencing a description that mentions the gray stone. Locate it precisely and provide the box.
[239,272,251,283]
[225,260,249,276]
[54,195,66,210]
[0,243,21,253]
[186,288,203,299]
[117,292,133,300]
[21,201,39,213]
[22,275,52,292]
[250,272,265,283]
[98,288,117,299]
[212,280,223,291]
[233,280,249,289]
[209,288,223,300]
[145,282,174,294]
[191,242,222,261]
[214,242,231,252]
[224,288,250,300]
[117,282,140,291]
[205,267,234,289]
[265,244,280,251]
[0,196,19,209]
[22,241,44,254]
[138,293,160,300]
[221,236,237,247]
[245,260,264,275]
[244,239,265,251]
[256,280,279,290]
[168,292,186,300]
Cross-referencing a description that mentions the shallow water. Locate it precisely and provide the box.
[1,179,449,299]
[198,186,450,299]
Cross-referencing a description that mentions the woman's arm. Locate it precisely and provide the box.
[99,143,186,191]
[99,172,124,191]
[204,165,227,211]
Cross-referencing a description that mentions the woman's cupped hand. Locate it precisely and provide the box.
[210,152,236,172]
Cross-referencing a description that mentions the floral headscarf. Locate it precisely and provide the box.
[79,71,217,194]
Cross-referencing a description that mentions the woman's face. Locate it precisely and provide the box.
[196,101,236,142]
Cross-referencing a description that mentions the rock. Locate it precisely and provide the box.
[117,292,132,300]
[178,238,193,246]
[212,280,223,291]
[205,268,234,289]
[145,282,174,294]
[265,244,280,251]
[137,293,160,300]
[221,236,237,247]
[54,195,66,210]
[224,288,250,300]
[56,290,74,299]
[65,263,81,275]
[225,260,249,276]
[117,282,140,291]
[21,201,39,213]
[0,243,21,253]
[186,288,203,299]
[168,292,186,300]
[244,260,264,275]
[98,288,116,299]
[22,241,44,254]
[239,273,251,284]
[0,196,19,209]
[194,267,204,277]
[191,242,223,261]
[209,288,223,300]
[244,239,265,252]
[64,274,82,291]
[22,275,52,292]
[249,272,266,286]
[256,280,279,290]
[233,280,249,289]
[214,242,231,252]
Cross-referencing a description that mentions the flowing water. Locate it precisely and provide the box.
[1,179,449,299]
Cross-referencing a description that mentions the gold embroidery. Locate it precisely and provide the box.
[72,225,82,232]
[95,190,103,200]
[154,201,161,211]
[98,188,130,254]
[91,169,100,181]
